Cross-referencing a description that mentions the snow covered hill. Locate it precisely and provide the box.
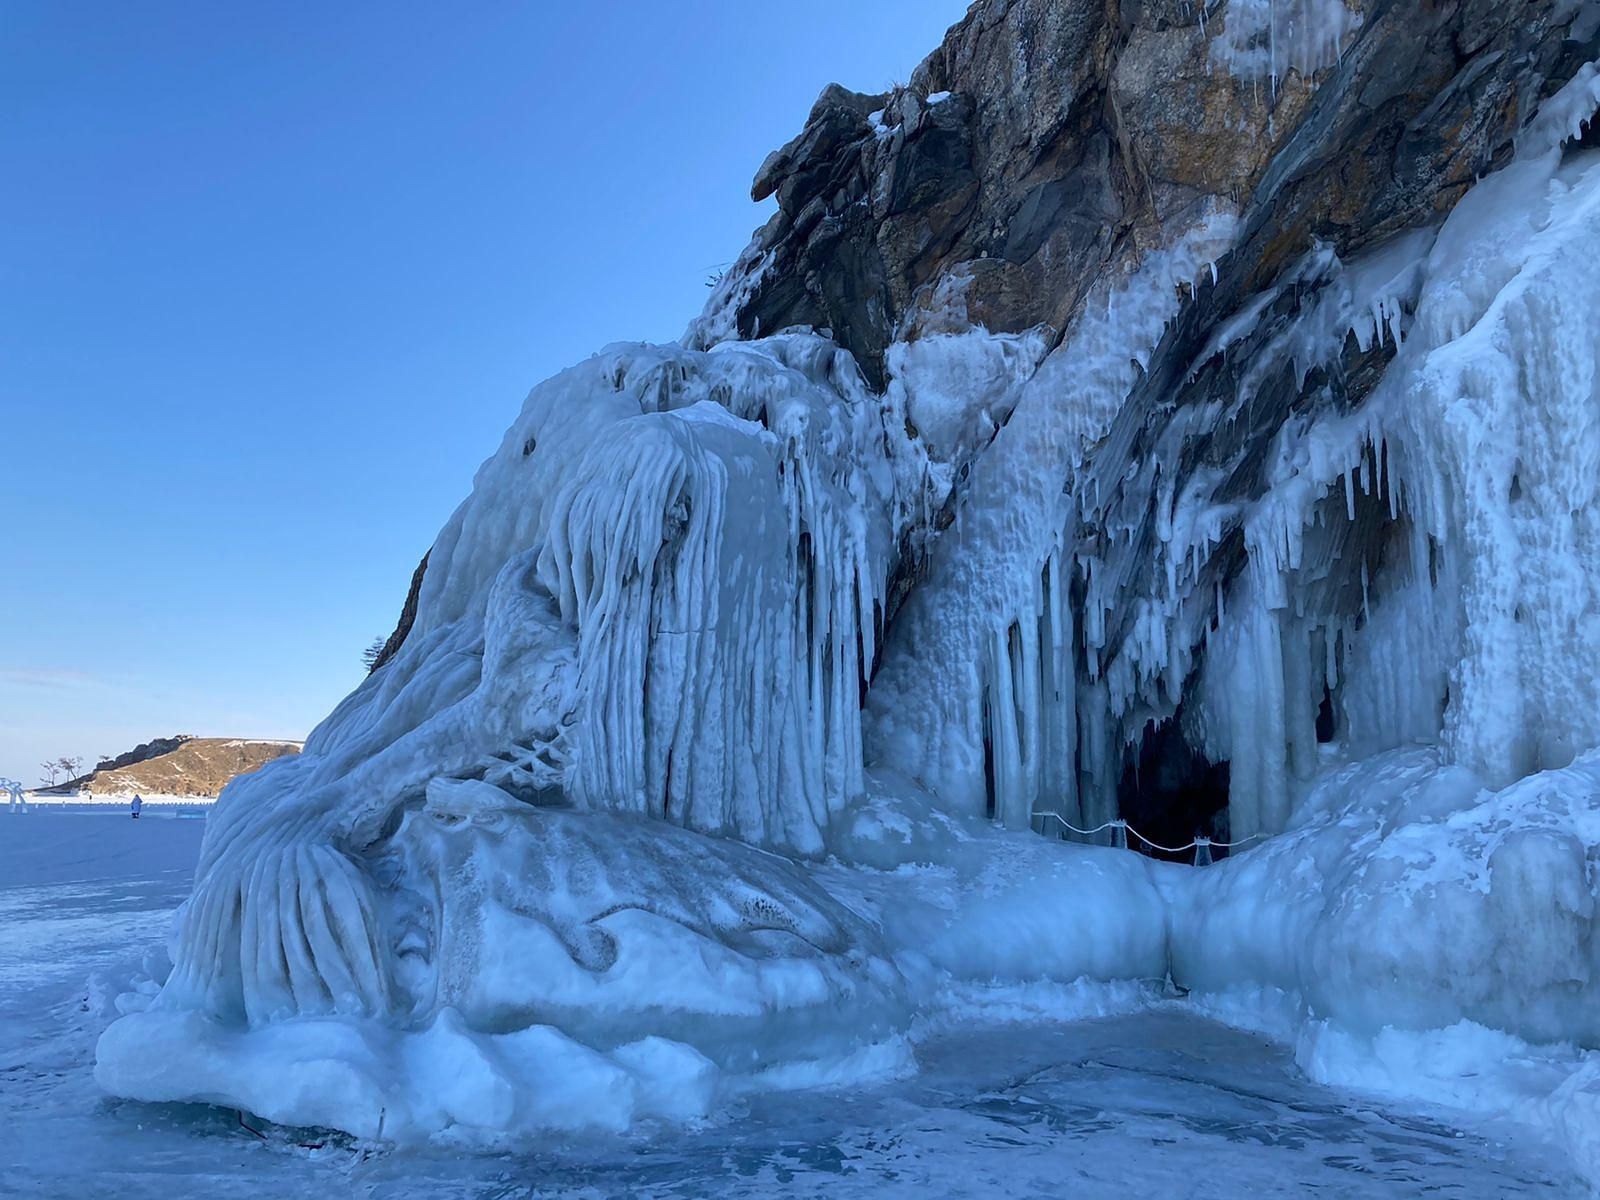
[92,1,1600,1190]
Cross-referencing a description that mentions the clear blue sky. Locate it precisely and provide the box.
[0,1,968,785]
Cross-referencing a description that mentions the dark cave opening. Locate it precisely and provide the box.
[1316,686,1337,743]
[1116,707,1232,863]
[982,726,996,822]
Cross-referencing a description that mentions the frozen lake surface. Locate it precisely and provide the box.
[0,812,1581,1198]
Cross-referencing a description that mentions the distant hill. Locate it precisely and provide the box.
[69,735,301,798]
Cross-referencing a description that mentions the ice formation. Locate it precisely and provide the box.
[99,335,925,1127]
[868,206,1244,834]
[1204,0,1363,88]
[97,52,1600,1183]
[99,777,907,1139]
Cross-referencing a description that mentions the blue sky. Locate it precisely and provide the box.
[0,1,968,785]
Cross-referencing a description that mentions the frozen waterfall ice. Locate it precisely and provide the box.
[95,58,1600,1186]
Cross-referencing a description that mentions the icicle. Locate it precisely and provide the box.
[1384,439,1399,519]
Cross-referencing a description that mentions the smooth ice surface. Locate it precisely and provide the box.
[5,813,1584,1199]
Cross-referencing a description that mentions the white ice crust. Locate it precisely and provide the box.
[1204,0,1363,89]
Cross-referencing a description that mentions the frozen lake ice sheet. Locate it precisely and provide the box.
[0,813,1582,1198]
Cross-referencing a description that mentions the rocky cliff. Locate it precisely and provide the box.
[103,3,1600,1158]
[369,0,1600,847]
[679,0,1600,846]
[696,0,1595,389]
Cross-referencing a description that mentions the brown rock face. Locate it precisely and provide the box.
[372,550,429,674]
[699,0,1597,390]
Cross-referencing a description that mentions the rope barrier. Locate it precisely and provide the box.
[1027,811,1267,865]
[1029,816,1126,838]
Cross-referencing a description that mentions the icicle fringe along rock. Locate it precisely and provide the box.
[1203,0,1364,92]
[93,42,1600,1186]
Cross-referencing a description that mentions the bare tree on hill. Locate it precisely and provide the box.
[362,636,387,674]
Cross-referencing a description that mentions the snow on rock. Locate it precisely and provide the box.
[867,205,1243,831]
[882,325,1051,540]
[887,327,1048,472]
[681,242,776,350]
[1205,0,1363,88]
[94,57,1600,1183]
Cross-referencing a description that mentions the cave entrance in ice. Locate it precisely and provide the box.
[1117,705,1231,861]
[1100,425,1433,852]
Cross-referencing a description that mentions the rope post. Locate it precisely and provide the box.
[1193,836,1212,867]
[1112,819,1127,850]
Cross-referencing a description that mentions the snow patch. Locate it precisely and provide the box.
[1206,0,1363,89]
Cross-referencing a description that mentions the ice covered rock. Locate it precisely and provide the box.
[99,336,915,1131]
[389,780,906,1066]
[94,1,1600,1177]
[1171,748,1600,1045]
[99,780,907,1140]
[1205,0,1363,88]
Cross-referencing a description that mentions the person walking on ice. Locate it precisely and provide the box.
[131,794,142,820]
[2,779,25,813]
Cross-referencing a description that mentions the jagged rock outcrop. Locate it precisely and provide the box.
[695,0,1596,390]
[372,550,429,673]
[680,0,1600,847]
[92,735,191,774]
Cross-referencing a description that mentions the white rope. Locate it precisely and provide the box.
[1029,815,1126,838]
[1027,810,1266,862]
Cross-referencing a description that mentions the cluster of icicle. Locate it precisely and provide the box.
[146,57,1600,1038]
[866,205,1246,836]
[155,334,905,1026]
[870,64,1600,846]
[1200,0,1363,91]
